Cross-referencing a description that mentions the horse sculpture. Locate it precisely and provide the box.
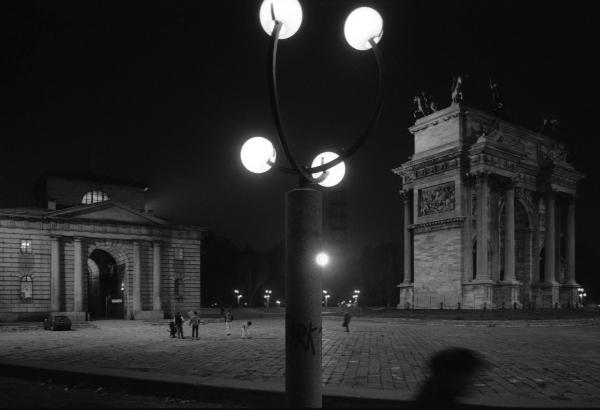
[413,95,428,119]
[451,75,463,105]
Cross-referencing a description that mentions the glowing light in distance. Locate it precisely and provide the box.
[240,136,276,173]
[311,152,345,187]
[344,7,383,50]
[316,252,330,267]
[259,0,303,39]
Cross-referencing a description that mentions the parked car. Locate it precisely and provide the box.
[44,315,72,331]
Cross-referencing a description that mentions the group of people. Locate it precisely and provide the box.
[167,309,353,339]
[168,310,252,339]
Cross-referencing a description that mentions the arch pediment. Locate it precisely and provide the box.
[47,201,168,226]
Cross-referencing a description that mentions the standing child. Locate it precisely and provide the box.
[225,310,233,336]
[342,311,351,332]
[241,320,252,339]
[174,311,185,339]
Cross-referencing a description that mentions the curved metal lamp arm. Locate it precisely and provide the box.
[308,38,385,175]
[269,21,313,183]
[268,22,385,183]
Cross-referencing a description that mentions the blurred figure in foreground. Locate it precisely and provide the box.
[413,347,487,410]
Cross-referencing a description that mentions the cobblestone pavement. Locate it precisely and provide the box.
[1,316,599,406]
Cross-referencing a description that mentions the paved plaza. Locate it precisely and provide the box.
[1,314,599,407]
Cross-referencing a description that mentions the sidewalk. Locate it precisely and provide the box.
[1,316,599,408]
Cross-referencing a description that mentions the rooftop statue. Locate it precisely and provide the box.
[489,76,503,116]
[413,92,438,119]
[451,75,464,105]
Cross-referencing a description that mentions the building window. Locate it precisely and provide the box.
[175,248,184,260]
[20,240,32,254]
[82,190,110,205]
[20,275,33,300]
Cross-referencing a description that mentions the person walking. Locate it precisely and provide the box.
[225,310,233,336]
[174,311,185,339]
[342,311,351,332]
[189,311,201,340]
[241,320,252,339]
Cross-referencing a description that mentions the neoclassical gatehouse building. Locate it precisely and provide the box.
[393,104,584,309]
[0,172,205,321]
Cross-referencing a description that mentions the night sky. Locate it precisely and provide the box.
[2,1,599,278]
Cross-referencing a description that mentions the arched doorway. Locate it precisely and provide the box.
[87,249,125,319]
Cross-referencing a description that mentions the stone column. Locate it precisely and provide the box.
[73,237,83,312]
[565,198,576,285]
[132,241,142,313]
[152,241,162,311]
[543,191,557,284]
[476,172,491,281]
[401,190,412,284]
[504,186,516,282]
[50,236,61,312]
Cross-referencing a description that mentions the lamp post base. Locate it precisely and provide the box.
[285,187,323,408]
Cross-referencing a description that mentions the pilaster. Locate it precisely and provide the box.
[73,237,84,313]
[132,241,142,313]
[400,189,412,284]
[50,236,61,312]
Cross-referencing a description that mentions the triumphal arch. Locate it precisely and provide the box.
[393,104,584,309]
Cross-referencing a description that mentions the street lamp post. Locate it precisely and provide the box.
[323,290,330,308]
[265,289,272,307]
[353,289,360,307]
[241,1,385,407]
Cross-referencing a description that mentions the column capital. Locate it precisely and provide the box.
[545,189,556,200]
[73,236,84,242]
[473,170,491,183]
[503,177,517,190]
[398,189,411,202]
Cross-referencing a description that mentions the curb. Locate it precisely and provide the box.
[0,358,597,409]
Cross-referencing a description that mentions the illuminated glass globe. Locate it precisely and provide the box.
[344,7,383,50]
[311,151,345,187]
[259,0,303,39]
[316,252,330,267]
[240,136,277,174]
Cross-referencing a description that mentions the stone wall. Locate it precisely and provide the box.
[413,227,463,308]
[0,231,52,320]
[0,223,202,321]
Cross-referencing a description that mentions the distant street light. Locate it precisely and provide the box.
[315,252,330,267]
[240,1,385,406]
[234,290,243,307]
[264,289,272,307]
[323,290,331,308]
[353,289,361,306]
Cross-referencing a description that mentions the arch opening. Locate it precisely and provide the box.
[88,249,125,319]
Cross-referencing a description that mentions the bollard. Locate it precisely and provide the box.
[439,302,444,310]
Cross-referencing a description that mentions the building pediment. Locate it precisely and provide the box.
[47,201,168,226]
